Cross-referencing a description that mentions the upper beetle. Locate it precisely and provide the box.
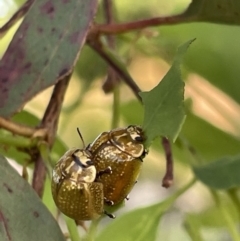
[87,125,147,206]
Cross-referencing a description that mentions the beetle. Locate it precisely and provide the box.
[51,131,115,220]
[87,125,147,206]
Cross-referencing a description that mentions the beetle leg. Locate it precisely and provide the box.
[104,210,115,219]
[96,166,112,178]
[104,197,114,206]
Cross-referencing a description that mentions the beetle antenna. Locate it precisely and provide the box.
[77,127,85,148]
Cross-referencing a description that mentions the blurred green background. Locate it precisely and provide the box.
[1,0,240,240]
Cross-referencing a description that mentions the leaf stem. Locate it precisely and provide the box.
[161,137,173,188]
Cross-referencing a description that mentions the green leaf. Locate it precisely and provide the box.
[0,0,98,117]
[193,156,240,189]
[181,112,240,161]
[0,110,67,165]
[0,155,65,241]
[185,202,238,229]
[97,179,195,241]
[182,0,240,25]
[97,203,167,241]
[139,39,195,146]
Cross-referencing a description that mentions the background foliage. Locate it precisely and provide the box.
[1,0,240,241]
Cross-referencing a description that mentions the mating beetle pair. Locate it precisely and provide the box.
[51,125,147,220]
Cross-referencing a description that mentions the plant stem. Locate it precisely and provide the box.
[90,14,194,36]
[65,217,81,241]
[0,116,45,138]
[84,219,101,241]
[88,41,142,101]
[89,38,174,189]
[228,189,240,221]
[161,137,173,188]
[184,218,204,241]
[32,73,71,197]
[212,191,240,241]
[0,134,33,148]
[0,0,34,38]
[111,86,120,129]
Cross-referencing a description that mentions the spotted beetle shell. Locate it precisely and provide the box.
[51,148,104,220]
[88,125,147,205]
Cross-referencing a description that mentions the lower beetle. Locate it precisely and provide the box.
[87,125,147,206]
[51,142,115,220]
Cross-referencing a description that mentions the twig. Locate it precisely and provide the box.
[161,137,173,188]
[102,0,121,129]
[88,40,141,101]
[32,74,71,197]
[0,0,34,38]
[0,116,42,137]
[102,0,119,93]
[90,14,193,36]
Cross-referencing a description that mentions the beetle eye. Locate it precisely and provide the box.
[135,136,143,142]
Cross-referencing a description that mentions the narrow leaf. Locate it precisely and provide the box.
[0,0,98,117]
[0,155,65,241]
[193,156,240,189]
[139,39,195,146]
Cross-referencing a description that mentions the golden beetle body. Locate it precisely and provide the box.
[88,125,147,205]
[51,148,104,220]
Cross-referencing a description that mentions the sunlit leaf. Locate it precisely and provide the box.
[0,155,65,241]
[139,39,195,146]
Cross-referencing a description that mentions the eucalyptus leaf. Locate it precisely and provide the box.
[0,0,98,117]
[0,155,65,241]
